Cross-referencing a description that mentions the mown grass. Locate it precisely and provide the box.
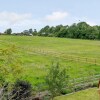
[54,88,99,100]
[0,36,100,86]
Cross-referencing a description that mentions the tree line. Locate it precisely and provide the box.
[1,22,100,40]
[39,22,100,40]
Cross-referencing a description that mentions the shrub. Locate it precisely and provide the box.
[11,80,32,100]
[0,45,23,86]
[45,63,69,99]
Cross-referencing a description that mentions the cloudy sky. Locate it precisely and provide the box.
[0,0,100,32]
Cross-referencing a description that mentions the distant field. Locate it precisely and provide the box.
[0,36,100,86]
[54,88,99,100]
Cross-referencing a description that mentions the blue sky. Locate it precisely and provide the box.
[0,0,100,32]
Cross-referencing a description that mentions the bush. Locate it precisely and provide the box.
[45,63,69,99]
[11,80,32,100]
[0,45,23,86]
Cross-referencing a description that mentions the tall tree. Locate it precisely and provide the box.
[29,28,33,34]
[32,29,37,36]
[4,28,12,35]
[39,25,50,36]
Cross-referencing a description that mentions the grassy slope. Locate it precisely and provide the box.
[1,36,100,58]
[0,36,100,85]
[54,88,99,100]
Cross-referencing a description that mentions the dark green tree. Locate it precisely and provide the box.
[97,26,100,39]
[57,25,69,37]
[4,28,12,35]
[29,28,33,34]
[32,29,37,36]
[39,25,50,36]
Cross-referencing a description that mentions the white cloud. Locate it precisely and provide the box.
[0,11,97,33]
[0,11,69,32]
[0,11,32,24]
[44,11,69,22]
[0,11,41,32]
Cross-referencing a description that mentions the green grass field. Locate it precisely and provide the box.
[0,36,100,86]
[54,88,99,100]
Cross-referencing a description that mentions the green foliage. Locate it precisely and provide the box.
[0,45,23,86]
[29,28,33,34]
[32,29,38,36]
[45,63,69,99]
[4,28,12,35]
[2,21,100,40]
[0,36,100,89]
[39,22,100,40]
[39,25,50,36]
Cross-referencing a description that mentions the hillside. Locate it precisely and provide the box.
[0,36,100,86]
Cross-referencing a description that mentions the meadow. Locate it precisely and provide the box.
[0,35,100,88]
[54,88,99,100]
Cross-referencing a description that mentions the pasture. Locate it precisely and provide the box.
[0,36,100,87]
[54,88,99,100]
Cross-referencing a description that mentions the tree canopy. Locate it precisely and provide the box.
[2,22,100,40]
[39,22,100,40]
[4,28,12,35]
